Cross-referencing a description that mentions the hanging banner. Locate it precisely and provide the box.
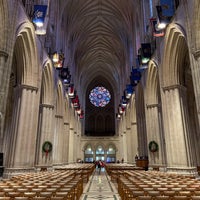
[130,67,141,81]
[160,0,175,18]
[32,5,48,27]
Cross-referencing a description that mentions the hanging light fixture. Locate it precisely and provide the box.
[76,106,82,115]
[79,110,84,119]
[72,95,80,108]
[138,43,151,65]
[156,1,175,31]
[116,113,121,120]
[52,52,65,69]
[150,18,165,37]
[121,96,128,108]
[118,104,125,115]
[52,52,59,63]
[59,67,71,87]
[125,84,134,99]
[68,84,75,98]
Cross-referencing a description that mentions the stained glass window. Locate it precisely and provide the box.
[89,86,111,107]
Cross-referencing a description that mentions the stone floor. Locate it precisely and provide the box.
[80,167,121,200]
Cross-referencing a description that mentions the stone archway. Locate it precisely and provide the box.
[3,23,40,175]
[145,61,166,169]
[161,24,198,175]
[35,60,55,167]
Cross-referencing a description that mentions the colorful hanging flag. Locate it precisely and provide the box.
[32,5,48,27]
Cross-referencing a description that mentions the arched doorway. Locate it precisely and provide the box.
[106,144,116,163]
[84,144,94,163]
[95,145,105,161]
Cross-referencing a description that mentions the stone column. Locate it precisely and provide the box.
[162,85,196,175]
[122,131,127,162]
[4,84,40,175]
[131,122,138,165]
[137,114,148,157]
[53,115,64,165]
[146,103,165,168]
[36,104,54,167]
[190,51,200,165]
[68,127,74,163]
[62,122,69,164]
[126,128,132,163]
[0,50,8,148]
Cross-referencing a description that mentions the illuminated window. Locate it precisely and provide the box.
[89,86,111,107]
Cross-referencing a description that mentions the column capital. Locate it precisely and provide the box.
[55,114,63,119]
[162,84,186,92]
[131,122,137,125]
[20,84,38,91]
[40,103,54,109]
[146,103,160,109]
[64,122,69,125]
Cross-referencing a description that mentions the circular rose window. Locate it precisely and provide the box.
[89,86,111,107]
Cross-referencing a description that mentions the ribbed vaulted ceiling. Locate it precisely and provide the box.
[61,0,137,93]
[60,0,138,136]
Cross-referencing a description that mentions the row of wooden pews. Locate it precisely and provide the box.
[0,163,95,200]
[106,164,200,200]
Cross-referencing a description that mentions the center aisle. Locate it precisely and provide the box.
[80,167,121,200]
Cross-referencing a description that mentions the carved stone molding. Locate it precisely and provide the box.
[40,103,54,109]
[162,84,186,92]
[146,103,160,109]
[55,114,63,119]
[20,84,38,91]
[131,122,137,125]
[64,122,69,125]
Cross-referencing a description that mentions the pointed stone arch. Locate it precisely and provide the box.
[55,80,64,116]
[161,23,188,87]
[146,61,159,104]
[15,22,39,87]
[41,60,54,105]
[160,24,198,174]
